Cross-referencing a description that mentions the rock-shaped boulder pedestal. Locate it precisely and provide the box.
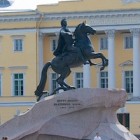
[0,88,138,140]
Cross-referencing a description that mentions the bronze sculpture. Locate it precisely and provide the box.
[35,19,108,101]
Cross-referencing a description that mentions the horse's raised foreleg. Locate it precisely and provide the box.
[88,52,108,70]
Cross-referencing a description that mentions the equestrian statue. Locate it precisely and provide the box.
[35,19,108,101]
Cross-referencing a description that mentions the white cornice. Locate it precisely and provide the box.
[44,9,140,19]
[0,13,40,22]
[43,9,140,27]
[0,9,139,32]
[40,23,140,34]
[0,28,36,35]
[0,9,140,24]
[8,66,28,70]
[39,9,140,32]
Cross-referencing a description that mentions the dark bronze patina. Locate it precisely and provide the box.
[35,19,108,101]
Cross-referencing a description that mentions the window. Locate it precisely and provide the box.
[100,71,108,88]
[124,71,133,94]
[13,73,24,96]
[14,39,23,51]
[124,35,133,49]
[51,73,59,91]
[100,36,108,50]
[75,72,83,88]
[51,38,58,51]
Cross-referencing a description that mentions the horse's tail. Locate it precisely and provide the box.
[35,62,51,96]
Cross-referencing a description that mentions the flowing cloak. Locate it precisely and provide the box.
[53,27,72,56]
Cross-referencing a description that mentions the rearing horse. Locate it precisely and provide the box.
[35,22,108,101]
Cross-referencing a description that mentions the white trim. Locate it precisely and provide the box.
[126,101,140,104]
[100,71,108,88]
[23,73,25,96]
[11,73,14,96]
[49,72,59,93]
[123,33,133,49]
[74,72,83,88]
[83,64,90,88]
[11,35,25,38]
[11,73,25,96]
[8,66,28,70]
[0,28,36,35]
[0,13,38,23]
[124,70,133,99]
[12,37,24,52]
[119,60,133,67]
[98,34,108,51]
[0,102,35,107]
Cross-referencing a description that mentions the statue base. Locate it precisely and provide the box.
[0,88,138,140]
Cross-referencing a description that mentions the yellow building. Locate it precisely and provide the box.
[0,0,140,137]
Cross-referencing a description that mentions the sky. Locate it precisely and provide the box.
[2,0,70,10]
[3,0,140,10]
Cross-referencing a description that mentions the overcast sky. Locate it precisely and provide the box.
[1,0,140,10]
[2,0,72,10]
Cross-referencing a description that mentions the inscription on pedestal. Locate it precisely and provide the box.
[54,99,81,109]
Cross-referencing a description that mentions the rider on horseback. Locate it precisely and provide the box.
[53,18,89,65]
[35,19,108,101]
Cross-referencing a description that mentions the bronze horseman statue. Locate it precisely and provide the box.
[35,19,108,101]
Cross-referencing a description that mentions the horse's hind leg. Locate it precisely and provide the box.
[56,67,72,89]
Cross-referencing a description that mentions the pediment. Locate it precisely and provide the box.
[119,60,133,67]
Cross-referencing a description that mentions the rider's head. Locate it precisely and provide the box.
[61,18,67,27]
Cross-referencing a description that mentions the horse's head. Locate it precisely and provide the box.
[74,22,96,39]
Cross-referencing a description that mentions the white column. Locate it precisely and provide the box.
[106,30,116,89]
[38,32,44,78]
[122,70,125,89]
[131,29,140,97]
[95,67,100,88]
[83,64,90,88]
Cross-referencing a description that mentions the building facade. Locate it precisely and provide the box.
[0,0,140,136]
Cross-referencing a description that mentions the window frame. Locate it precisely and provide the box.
[124,70,133,94]
[74,72,83,88]
[11,35,25,52]
[99,35,108,50]
[123,34,133,49]
[12,73,25,96]
[100,71,108,88]
[50,73,59,92]
[50,37,58,52]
